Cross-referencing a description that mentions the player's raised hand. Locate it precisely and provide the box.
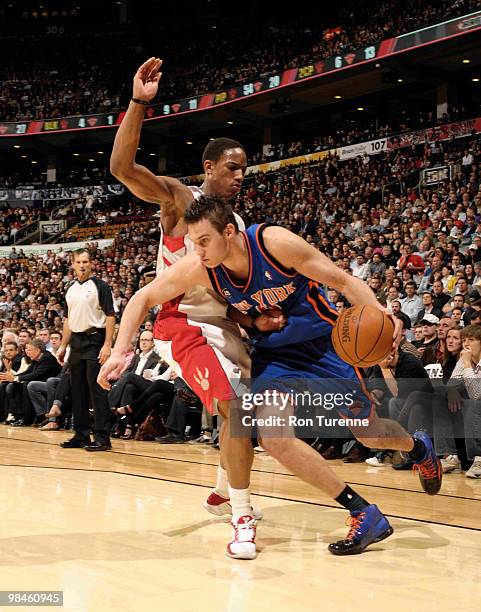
[133,57,163,102]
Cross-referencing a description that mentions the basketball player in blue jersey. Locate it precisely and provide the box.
[99,195,442,559]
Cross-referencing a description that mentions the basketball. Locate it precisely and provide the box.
[331,305,394,368]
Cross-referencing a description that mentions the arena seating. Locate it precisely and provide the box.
[1,0,478,122]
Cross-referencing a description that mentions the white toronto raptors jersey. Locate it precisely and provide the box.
[156,185,245,320]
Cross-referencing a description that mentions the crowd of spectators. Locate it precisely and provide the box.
[248,105,478,167]
[1,0,478,122]
[3,96,478,199]
[0,206,47,245]
[0,325,209,445]
[0,162,110,189]
[0,190,147,245]
[0,217,159,328]
[1,128,481,475]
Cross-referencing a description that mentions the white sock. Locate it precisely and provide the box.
[214,466,229,498]
[228,485,251,521]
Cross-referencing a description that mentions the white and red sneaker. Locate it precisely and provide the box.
[226,515,257,560]
[203,491,263,520]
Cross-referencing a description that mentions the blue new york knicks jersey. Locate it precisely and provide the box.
[207,223,373,421]
[207,223,338,348]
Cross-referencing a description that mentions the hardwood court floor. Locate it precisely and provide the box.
[0,426,480,612]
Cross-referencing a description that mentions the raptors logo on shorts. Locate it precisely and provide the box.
[193,366,210,391]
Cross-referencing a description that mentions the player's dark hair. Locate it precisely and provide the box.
[185,195,238,233]
[202,138,244,164]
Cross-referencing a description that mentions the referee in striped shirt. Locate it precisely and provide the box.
[58,248,115,451]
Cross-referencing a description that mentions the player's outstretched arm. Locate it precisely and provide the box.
[97,254,210,388]
[262,226,383,310]
[110,57,193,211]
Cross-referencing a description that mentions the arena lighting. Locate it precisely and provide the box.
[13,145,20,148]
[472,77,480,82]
[88,158,95,162]
[357,106,365,111]
[149,153,156,156]
[227,121,234,125]
[21,155,27,158]
[397,78,404,82]
[97,151,104,154]
[334,95,342,99]
[31,161,37,164]
[73,153,79,156]
[209,138,215,141]
[137,147,141,150]
[186,141,193,145]
[462,58,471,63]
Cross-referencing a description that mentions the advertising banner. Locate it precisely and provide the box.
[0,238,114,257]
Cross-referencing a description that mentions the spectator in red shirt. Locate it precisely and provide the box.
[397,244,425,274]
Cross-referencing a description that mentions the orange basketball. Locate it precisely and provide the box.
[331,305,394,368]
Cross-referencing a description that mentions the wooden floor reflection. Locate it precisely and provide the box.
[0,427,479,612]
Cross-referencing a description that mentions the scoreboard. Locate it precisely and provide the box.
[422,165,454,186]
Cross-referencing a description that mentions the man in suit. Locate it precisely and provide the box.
[108,330,161,410]
[0,339,61,426]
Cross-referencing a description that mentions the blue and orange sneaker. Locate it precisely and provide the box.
[412,430,442,495]
[328,504,393,555]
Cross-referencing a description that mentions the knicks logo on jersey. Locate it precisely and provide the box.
[231,300,252,314]
[230,282,297,314]
[251,282,296,309]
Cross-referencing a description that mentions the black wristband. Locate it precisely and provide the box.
[131,97,151,106]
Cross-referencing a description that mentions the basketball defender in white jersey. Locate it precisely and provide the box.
[109,58,283,558]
